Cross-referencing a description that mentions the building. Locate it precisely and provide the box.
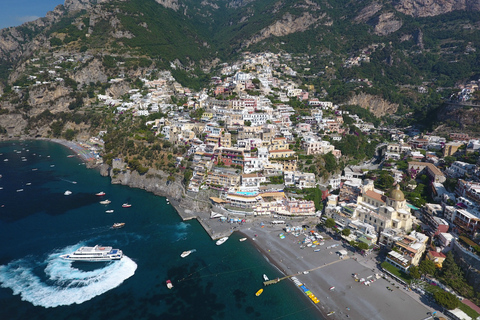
[268,149,296,159]
[356,181,414,232]
[446,161,476,178]
[408,161,446,183]
[426,250,447,268]
[385,231,428,272]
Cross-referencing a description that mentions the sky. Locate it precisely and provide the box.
[1,0,63,30]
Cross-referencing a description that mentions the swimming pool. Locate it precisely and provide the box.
[235,191,258,196]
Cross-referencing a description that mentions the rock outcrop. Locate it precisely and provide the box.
[347,93,399,118]
[395,0,480,17]
[104,165,211,213]
[372,12,403,36]
[244,12,328,47]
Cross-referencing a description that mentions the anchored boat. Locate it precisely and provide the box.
[255,289,263,296]
[216,237,228,245]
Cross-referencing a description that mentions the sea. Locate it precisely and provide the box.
[0,140,321,320]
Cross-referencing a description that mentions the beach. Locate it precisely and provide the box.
[237,222,436,320]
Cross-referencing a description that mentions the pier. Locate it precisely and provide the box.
[263,257,349,286]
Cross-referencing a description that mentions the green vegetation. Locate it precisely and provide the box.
[381,261,412,284]
[433,291,459,310]
[458,301,480,319]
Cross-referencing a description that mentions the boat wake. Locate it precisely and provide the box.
[173,222,190,242]
[0,244,137,308]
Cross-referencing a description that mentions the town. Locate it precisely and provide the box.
[23,50,480,319]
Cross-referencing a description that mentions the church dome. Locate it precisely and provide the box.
[390,185,405,201]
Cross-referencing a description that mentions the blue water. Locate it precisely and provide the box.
[0,140,320,319]
[235,192,258,196]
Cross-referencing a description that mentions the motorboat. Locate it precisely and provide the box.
[106,210,114,214]
[180,249,196,258]
[216,237,228,245]
[239,238,247,242]
[166,280,173,289]
[60,245,123,262]
[96,191,106,196]
[64,190,72,196]
[263,274,269,281]
[255,289,263,296]
[330,286,335,291]
[112,222,125,229]
[100,200,111,205]
[122,203,132,208]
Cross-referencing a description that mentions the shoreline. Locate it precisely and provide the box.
[38,138,439,320]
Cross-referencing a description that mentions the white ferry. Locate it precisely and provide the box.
[60,245,123,262]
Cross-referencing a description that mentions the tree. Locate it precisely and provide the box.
[433,291,459,310]
[342,228,351,237]
[418,259,436,276]
[244,120,252,126]
[357,242,369,250]
[325,218,336,229]
[409,266,421,279]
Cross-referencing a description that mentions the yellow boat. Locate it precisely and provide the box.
[255,289,263,296]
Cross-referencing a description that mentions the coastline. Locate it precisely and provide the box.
[44,138,438,320]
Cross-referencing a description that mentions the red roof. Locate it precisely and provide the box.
[429,251,446,258]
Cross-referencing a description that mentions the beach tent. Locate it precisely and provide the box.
[210,211,225,219]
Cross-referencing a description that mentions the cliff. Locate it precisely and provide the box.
[395,0,480,17]
[347,92,399,118]
[100,164,213,214]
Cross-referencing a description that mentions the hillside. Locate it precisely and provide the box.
[1,0,480,134]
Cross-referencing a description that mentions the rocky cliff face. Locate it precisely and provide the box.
[395,0,480,17]
[372,12,403,36]
[103,165,211,213]
[244,12,329,47]
[347,93,399,118]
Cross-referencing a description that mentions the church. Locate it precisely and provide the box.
[354,180,414,232]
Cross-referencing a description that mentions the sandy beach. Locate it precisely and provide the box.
[236,222,437,320]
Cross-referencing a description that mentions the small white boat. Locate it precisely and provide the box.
[100,200,111,205]
[4,159,8,162]
[166,280,173,289]
[16,189,24,192]
[96,191,106,196]
[239,238,247,242]
[180,249,196,258]
[216,237,228,245]
[122,203,132,208]
[26,182,31,186]
[330,286,335,291]
[106,210,114,214]
[64,190,72,196]
[263,274,269,281]
[112,222,125,229]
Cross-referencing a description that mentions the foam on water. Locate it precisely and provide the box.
[0,244,137,308]
[173,222,190,242]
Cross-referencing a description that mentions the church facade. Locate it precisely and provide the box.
[355,180,414,232]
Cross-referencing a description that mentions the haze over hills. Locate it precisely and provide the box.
[1,0,480,135]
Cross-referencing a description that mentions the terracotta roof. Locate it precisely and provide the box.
[242,173,258,178]
[408,161,444,176]
[365,190,386,203]
[429,251,446,258]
